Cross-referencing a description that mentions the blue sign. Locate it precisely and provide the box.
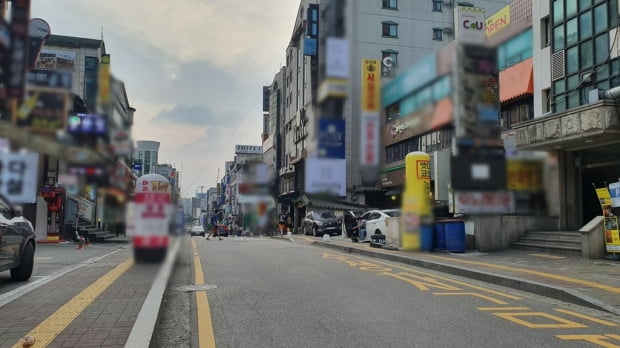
[318,118,345,159]
[304,38,317,56]
[67,113,107,135]
[133,163,142,171]
[610,181,620,208]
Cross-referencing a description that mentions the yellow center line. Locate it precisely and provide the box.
[12,258,133,348]
[433,292,509,305]
[352,256,522,300]
[554,308,619,327]
[192,238,216,348]
[426,255,620,294]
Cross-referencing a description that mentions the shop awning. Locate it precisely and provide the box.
[430,98,453,129]
[499,58,533,103]
[300,194,373,212]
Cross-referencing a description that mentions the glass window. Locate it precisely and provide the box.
[596,80,609,90]
[580,40,593,69]
[566,0,578,18]
[566,18,578,46]
[566,46,579,74]
[382,22,398,37]
[382,50,398,66]
[554,25,565,52]
[383,0,398,9]
[433,0,442,12]
[567,74,580,90]
[433,28,443,40]
[612,58,620,76]
[595,33,609,64]
[567,91,580,108]
[553,0,564,25]
[596,63,609,81]
[579,12,592,40]
[554,80,566,94]
[554,95,566,112]
[579,0,592,10]
[594,4,607,34]
[312,8,318,21]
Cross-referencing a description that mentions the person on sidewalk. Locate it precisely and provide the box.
[278,211,287,236]
[206,210,223,240]
[352,216,367,242]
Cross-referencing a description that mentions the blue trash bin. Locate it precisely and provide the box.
[434,221,446,250]
[444,220,465,252]
[420,224,434,251]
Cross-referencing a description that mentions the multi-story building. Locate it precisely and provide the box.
[514,0,620,239]
[269,0,512,231]
[133,140,160,176]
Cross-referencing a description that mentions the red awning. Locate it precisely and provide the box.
[499,58,533,103]
[430,98,453,129]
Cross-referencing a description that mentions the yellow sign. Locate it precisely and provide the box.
[485,5,511,38]
[507,159,543,191]
[98,54,111,106]
[604,216,620,252]
[401,152,432,251]
[361,59,381,112]
[595,188,612,207]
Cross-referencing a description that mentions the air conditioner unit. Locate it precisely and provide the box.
[443,27,453,33]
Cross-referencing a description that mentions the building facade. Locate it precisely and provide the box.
[133,140,160,176]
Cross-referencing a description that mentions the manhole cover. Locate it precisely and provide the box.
[175,284,218,292]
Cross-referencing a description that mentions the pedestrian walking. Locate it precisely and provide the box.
[206,210,223,240]
[278,211,287,235]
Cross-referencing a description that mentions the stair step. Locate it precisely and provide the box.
[520,236,581,244]
[512,242,582,254]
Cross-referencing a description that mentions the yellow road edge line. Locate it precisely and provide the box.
[427,254,620,294]
[12,258,133,348]
[554,308,619,327]
[193,240,216,348]
[556,334,620,348]
[353,256,522,300]
[433,292,508,305]
[478,307,530,311]
[528,253,566,260]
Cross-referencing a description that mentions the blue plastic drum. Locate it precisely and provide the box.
[444,220,465,252]
[434,221,446,250]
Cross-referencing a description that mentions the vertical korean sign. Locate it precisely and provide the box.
[0,153,39,204]
[361,59,380,166]
[5,0,30,102]
[596,187,620,253]
[97,54,110,109]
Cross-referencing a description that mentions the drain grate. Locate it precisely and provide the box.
[174,284,218,292]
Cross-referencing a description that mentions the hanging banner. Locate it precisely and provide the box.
[609,181,620,208]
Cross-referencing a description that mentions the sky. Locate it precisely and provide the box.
[31,0,300,197]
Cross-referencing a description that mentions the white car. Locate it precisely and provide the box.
[189,225,205,237]
[359,209,400,241]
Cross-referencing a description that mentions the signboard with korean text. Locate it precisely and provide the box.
[27,69,73,90]
[361,59,381,166]
[5,0,30,100]
[67,113,107,135]
[455,191,514,214]
[0,153,39,204]
[110,129,132,156]
[609,181,620,208]
[36,50,76,71]
[133,174,173,238]
[506,159,544,191]
[486,5,511,38]
[98,54,111,106]
[17,88,70,133]
[326,38,349,79]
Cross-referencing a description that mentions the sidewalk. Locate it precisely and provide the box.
[284,235,620,316]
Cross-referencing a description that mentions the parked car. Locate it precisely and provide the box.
[359,209,400,241]
[303,211,342,237]
[0,195,36,281]
[189,225,205,237]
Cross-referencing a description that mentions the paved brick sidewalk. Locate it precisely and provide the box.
[0,248,160,348]
[304,236,620,316]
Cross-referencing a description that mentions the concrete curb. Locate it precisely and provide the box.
[314,241,620,316]
[124,237,182,348]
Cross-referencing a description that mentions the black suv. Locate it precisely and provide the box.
[0,195,36,281]
[303,211,342,237]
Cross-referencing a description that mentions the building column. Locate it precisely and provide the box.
[559,151,580,230]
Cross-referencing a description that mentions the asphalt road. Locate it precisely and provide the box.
[155,236,620,348]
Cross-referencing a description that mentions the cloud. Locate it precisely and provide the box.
[153,104,241,127]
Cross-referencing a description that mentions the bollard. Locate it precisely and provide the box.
[323,234,330,242]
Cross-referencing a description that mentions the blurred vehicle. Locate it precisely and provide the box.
[359,209,401,241]
[219,224,230,237]
[190,225,205,237]
[303,210,341,237]
[0,195,36,281]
